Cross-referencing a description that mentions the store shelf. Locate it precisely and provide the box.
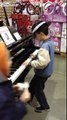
[54,51,67,57]
[60,52,67,57]
[0,0,15,18]
[55,51,60,54]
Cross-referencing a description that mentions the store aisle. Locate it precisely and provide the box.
[23,54,66,120]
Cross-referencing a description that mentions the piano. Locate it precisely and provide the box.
[0,26,39,84]
[0,1,39,85]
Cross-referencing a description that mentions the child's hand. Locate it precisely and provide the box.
[13,84,23,93]
[23,58,32,66]
[23,61,29,66]
[30,53,36,59]
[19,89,31,103]
[13,82,29,92]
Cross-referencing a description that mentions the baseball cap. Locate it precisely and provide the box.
[32,21,51,33]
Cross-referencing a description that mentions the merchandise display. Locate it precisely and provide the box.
[0,0,66,53]
[0,1,66,120]
[11,0,41,35]
[49,22,62,37]
[13,1,35,15]
[60,23,66,53]
[51,37,61,52]
[11,14,33,35]
[0,0,67,120]
[60,37,66,53]
[42,1,66,53]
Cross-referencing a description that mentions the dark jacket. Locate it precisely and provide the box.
[0,79,27,120]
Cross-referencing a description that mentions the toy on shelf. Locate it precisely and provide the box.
[42,1,66,53]
[13,1,35,15]
[51,37,61,52]
[49,22,62,37]
[42,2,66,22]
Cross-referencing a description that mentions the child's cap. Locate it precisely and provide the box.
[32,21,51,33]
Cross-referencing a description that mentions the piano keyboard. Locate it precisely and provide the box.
[10,48,25,60]
[8,50,39,83]
[10,48,34,75]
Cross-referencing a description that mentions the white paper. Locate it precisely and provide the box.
[13,32,22,41]
[0,26,15,45]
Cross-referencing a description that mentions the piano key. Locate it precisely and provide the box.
[8,64,26,83]
[14,48,25,57]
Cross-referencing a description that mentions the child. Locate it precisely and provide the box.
[0,41,30,120]
[29,21,54,112]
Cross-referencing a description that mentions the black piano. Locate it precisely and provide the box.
[0,26,39,84]
[0,2,39,84]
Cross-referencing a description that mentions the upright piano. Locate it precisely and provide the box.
[0,26,39,84]
[0,1,39,84]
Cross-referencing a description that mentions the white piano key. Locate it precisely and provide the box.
[24,58,32,65]
[32,49,39,56]
[15,48,25,55]
[8,64,26,83]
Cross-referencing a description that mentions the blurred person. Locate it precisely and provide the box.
[28,21,54,113]
[35,6,41,15]
[0,41,30,120]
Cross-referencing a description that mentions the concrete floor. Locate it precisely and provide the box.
[23,54,66,120]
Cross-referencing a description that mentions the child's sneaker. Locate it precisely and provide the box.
[34,106,50,113]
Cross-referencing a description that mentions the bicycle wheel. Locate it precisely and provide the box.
[27,4,35,15]
[14,2,22,13]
